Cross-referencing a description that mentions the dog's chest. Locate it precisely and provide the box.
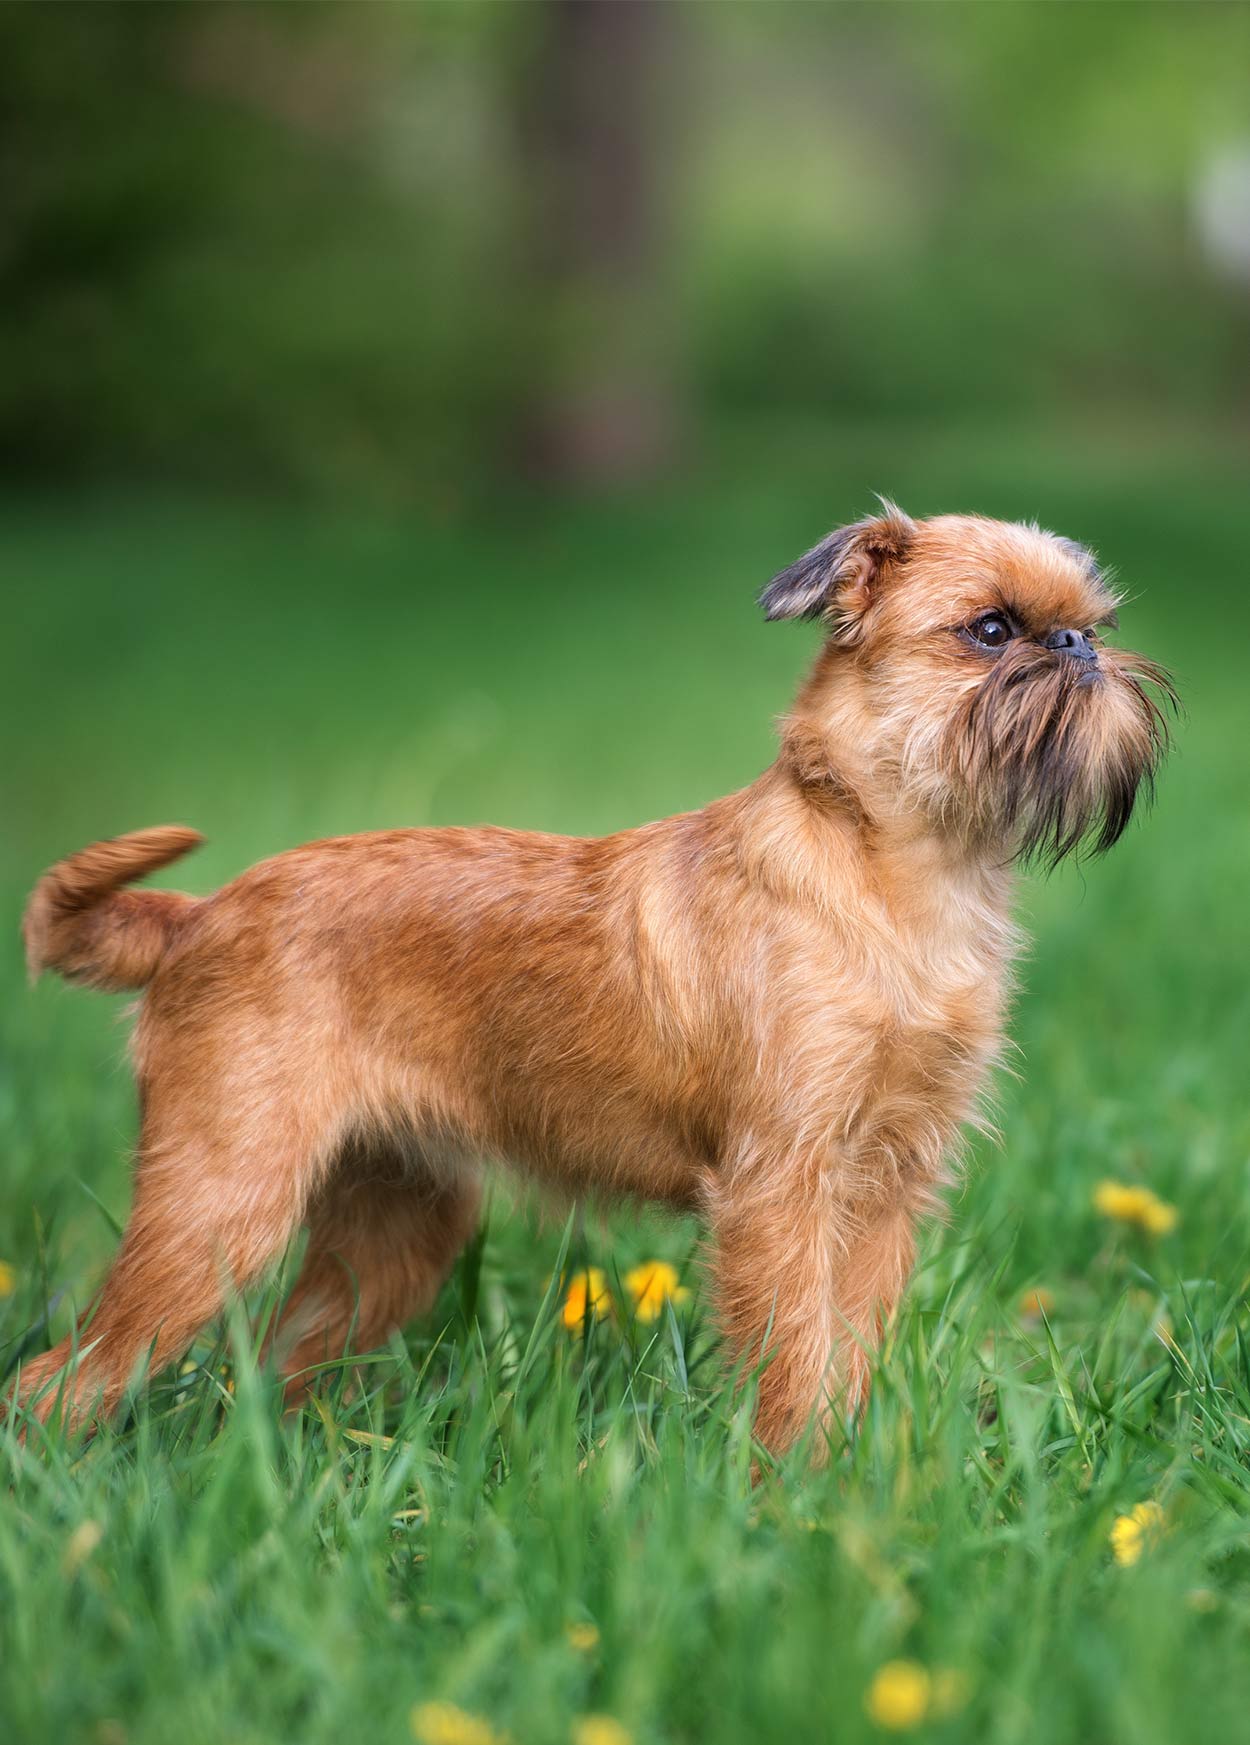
[788,902,1011,1146]
[877,949,999,1076]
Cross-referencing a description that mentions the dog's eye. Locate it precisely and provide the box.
[968,613,1014,650]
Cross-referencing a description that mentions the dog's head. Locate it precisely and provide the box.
[762,505,1175,864]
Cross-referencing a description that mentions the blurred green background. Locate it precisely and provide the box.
[3,1,1250,499]
[4,7,1250,1743]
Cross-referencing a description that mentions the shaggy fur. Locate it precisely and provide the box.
[13,507,1174,1453]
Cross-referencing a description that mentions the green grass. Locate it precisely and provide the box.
[3,426,1250,1744]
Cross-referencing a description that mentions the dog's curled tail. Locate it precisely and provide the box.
[23,826,205,992]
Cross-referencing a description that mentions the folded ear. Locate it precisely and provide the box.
[759,503,916,631]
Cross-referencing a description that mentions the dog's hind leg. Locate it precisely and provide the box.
[269,1139,481,1402]
[13,1084,331,1430]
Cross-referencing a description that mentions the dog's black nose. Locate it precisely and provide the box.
[1045,627,1098,663]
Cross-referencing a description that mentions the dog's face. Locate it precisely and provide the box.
[762,506,1174,864]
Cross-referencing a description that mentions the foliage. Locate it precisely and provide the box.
[1,3,1248,496]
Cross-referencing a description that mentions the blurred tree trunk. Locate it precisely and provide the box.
[510,0,678,485]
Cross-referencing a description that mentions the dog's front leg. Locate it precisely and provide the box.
[708,1161,920,1460]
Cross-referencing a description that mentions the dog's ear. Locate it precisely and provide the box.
[759,502,916,630]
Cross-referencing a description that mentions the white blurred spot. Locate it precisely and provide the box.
[1193,143,1250,283]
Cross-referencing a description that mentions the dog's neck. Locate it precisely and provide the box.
[777,645,909,822]
[734,650,1017,946]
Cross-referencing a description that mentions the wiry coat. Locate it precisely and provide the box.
[14,508,1172,1454]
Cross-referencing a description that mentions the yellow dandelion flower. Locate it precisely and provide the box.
[410,1701,504,1745]
[0,1261,16,1298]
[1110,1500,1166,1567]
[1139,1195,1179,1235]
[866,1660,931,1730]
[561,1268,613,1331]
[572,1719,632,1745]
[623,1260,690,1323]
[1094,1180,1142,1220]
[1094,1181,1179,1236]
[1018,1287,1056,1320]
[566,1621,600,1653]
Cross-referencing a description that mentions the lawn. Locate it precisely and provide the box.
[3,425,1249,1745]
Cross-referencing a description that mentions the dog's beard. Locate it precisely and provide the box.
[942,645,1177,868]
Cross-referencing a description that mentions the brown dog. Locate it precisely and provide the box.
[15,506,1172,1452]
